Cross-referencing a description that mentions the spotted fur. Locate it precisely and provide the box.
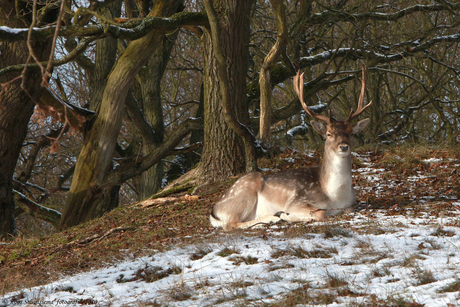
[210,119,370,230]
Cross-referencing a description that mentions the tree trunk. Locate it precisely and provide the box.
[259,0,288,143]
[196,0,256,183]
[89,1,121,113]
[186,83,205,168]
[85,0,123,213]
[0,1,54,239]
[59,0,184,229]
[138,34,178,199]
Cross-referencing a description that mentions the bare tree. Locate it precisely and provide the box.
[59,0,186,229]
[0,0,59,238]
[195,0,257,185]
[2,0,460,236]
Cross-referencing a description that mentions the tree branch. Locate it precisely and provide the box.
[259,0,288,143]
[0,37,95,77]
[38,88,95,132]
[16,127,66,184]
[306,3,460,26]
[124,90,159,147]
[247,33,460,103]
[102,118,203,187]
[14,190,61,228]
[0,12,208,42]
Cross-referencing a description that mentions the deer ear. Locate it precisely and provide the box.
[310,121,327,135]
[352,118,370,134]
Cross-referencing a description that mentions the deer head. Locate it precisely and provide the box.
[293,67,372,157]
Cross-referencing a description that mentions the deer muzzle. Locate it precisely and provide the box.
[339,144,349,152]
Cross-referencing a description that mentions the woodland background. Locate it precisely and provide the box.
[1,0,460,239]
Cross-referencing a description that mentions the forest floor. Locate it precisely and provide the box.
[1,145,460,306]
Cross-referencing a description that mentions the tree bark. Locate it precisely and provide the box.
[89,1,121,114]
[59,0,184,229]
[138,34,178,199]
[196,0,256,184]
[86,0,124,213]
[259,0,288,143]
[186,83,205,168]
[0,1,55,239]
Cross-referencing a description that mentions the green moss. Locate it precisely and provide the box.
[149,181,194,199]
[9,251,19,261]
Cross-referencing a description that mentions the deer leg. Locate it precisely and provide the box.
[275,204,326,222]
[210,172,265,230]
[234,206,324,229]
[231,215,282,229]
[323,206,354,217]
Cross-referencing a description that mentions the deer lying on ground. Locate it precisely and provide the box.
[210,68,372,230]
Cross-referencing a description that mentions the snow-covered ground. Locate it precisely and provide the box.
[2,154,460,307]
[3,213,460,306]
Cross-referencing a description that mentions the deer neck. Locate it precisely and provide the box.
[320,149,353,202]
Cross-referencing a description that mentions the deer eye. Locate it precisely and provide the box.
[326,133,332,137]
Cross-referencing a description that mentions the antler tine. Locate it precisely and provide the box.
[293,70,330,123]
[346,65,372,122]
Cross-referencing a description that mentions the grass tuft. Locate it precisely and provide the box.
[190,244,213,260]
[413,265,436,286]
[229,255,259,265]
[116,264,182,283]
[325,270,348,288]
[217,246,240,257]
[165,282,194,301]
[437,280,460,293]
[324,227,353,238]
[431,227,456,237]
[270,246,336,259]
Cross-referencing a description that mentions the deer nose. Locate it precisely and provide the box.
[339,144,349,152]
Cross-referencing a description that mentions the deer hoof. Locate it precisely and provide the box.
[275,211,289,217]
[275,211,291,222]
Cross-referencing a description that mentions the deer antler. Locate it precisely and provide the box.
[293,70,331,123]
[345,66,372,122]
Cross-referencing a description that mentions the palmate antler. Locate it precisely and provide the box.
[293,66,372,123]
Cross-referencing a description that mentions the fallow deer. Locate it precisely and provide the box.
[210,68,372,230]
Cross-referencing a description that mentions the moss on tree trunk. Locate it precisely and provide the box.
[60,0,184,229]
